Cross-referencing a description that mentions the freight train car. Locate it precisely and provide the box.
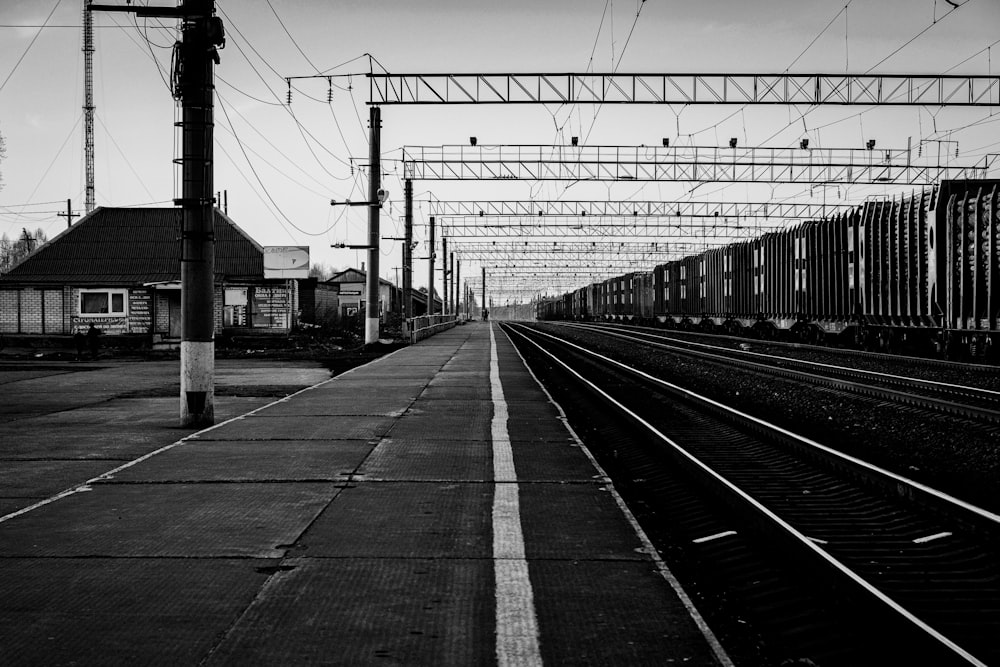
[546,179,1000,360]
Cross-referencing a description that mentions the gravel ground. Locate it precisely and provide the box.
[532,322,1000,514]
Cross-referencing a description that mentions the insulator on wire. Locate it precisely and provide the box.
[285,79,292,105]
[327,77,333,103]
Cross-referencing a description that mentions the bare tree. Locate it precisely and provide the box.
[0,228,47,274]
[308,261,338,282]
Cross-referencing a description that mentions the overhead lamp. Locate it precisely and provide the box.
[800,138,809,149]
[866,139,876,150]
[470,136,477,146]
[729,138,738,148]
[571,136,579,146]
[662,138,669,147]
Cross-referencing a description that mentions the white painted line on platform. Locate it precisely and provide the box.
[692,530,738,544]
[489,323,543,667]
[914,531,952,544]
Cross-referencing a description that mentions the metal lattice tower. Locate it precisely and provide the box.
[83,0,95,213]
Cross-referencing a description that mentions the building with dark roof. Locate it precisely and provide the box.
[0,207,299,342]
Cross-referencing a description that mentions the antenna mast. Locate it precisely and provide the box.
[83,0,95,213]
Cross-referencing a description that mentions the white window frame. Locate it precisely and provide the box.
[78,288,129,317]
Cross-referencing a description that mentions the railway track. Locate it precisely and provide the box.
[503,322,1000,667]
[598,322,999,376]
[558,322,1000,424]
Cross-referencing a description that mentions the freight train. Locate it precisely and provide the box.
[535,179,1000,361]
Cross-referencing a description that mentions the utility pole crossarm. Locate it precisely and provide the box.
[88,4,196,18]
[368,73,1000,106]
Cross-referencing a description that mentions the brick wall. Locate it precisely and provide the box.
[0,290,18,333]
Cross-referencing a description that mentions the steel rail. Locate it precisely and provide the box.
[566,322,1000,423]
[504,321,997,665]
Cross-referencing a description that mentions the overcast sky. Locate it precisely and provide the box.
[1,0,998,300]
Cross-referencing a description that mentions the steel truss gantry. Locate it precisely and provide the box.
[450,242,698,263]
[404,145,994,185]
[367,73,1000,106]
[427,199,855,219]
[438,219,786,239]
[438,216,782,239]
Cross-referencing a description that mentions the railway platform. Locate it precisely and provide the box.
[0,322,729,666]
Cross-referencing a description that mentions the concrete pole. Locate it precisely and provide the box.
[403,178,413,320]
[450,253,456,318]
[179,0,218,427]
[365,105,381,344]
[427,216,435,315]
[442,236,449,315]
[455,259,461,320]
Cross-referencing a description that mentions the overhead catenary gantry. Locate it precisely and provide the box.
[428,199,855,219]
[366,72,1000,106]
[450,242,703,265]
[285,70,1000,323]
[437,218,786,240]
[430,199,846,240]
[403,144,994,185]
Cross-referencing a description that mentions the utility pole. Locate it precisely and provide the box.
[57,199,79,228]
[482,266,487,320]
[455,258,461,320]
[442,236,449,315]
[403,178,413,320]
[83,0,95,213]
[90,0,225,427]
[365,106,381,344]
[19,228,36,252]
[450,252,456,318]
[427,216,435,315]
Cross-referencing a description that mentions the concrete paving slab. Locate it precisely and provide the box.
[0,365,103,385]
[193,415,395,441]
[512,441,606,482]
[418,384,492,401]
[358,438,491,481]
[319,377,433,389]
[107,440,376,482]
[257,393,415,417]
[0,459,121,497]
[206,557,493,666]
[0,557,270,666]
[404,399,493,420]
[427,374,488,388]
[519,483,648,560]
[389,412,490,441]
[0,397,274,460]
[347,368,445,381]
[530,560,721,665]
[0,483,337,558]
[0,498,38,515]
[292,482,492,558]
[372,356,452,366]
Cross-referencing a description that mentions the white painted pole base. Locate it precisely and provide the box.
[180,340,215,427]
[365,316,380,344]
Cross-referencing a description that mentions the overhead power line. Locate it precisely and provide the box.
[0,0,62,95]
